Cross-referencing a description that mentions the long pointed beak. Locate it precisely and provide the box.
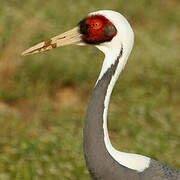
[21,27,82,56]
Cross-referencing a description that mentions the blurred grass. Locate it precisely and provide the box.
[0,0,180,179]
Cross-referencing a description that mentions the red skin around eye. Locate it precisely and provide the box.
[83,15,117,43]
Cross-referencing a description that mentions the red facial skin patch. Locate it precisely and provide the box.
[79,15,117,44]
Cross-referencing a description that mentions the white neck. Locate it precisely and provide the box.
[97,42,151,172]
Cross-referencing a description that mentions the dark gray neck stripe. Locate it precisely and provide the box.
[83,45,140,180]
[97,46,123,83]
[84,44,180,179]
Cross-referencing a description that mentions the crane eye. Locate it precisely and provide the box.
[91,21,102,29]
[104,24,117,36]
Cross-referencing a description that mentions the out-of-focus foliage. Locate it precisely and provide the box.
[0,0,180,179]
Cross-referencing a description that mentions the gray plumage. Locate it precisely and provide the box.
[84,48,180,180]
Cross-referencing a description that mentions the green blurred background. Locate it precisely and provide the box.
[0,0,180,179]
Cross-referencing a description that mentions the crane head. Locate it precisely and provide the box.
[22,10,133,56]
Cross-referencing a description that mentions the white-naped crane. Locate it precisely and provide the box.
[22,10,180,180]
